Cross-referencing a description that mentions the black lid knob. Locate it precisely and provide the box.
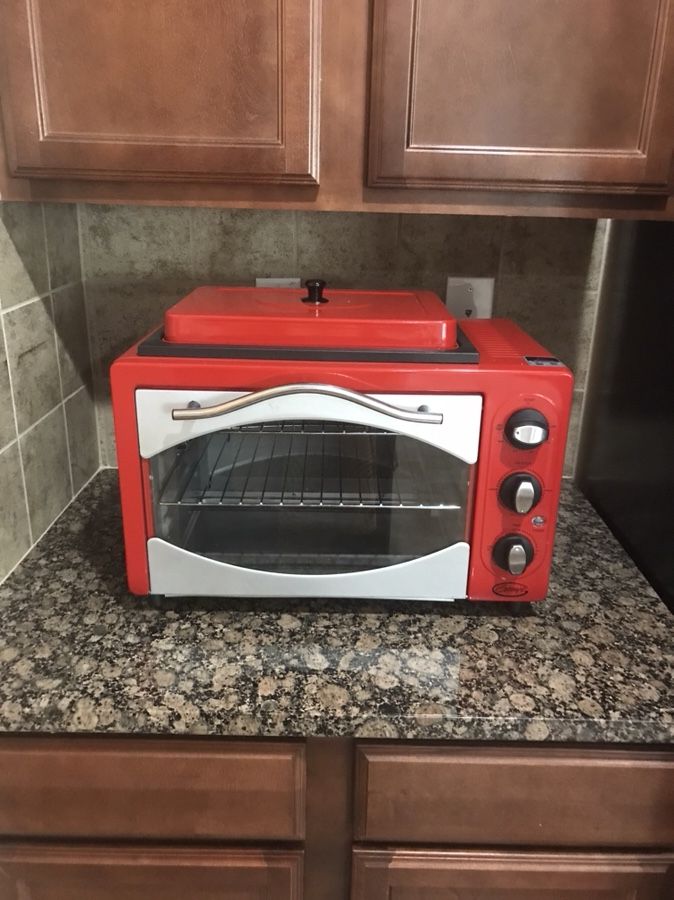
[301,279,328,304]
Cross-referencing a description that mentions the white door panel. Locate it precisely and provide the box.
[148,538,469,601]
[136,388,482,462]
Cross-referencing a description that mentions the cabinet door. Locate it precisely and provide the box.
[352,850,674,900]
[0,0,319,183]
[369,0,674,194]
[0,846,303,900]
[0,738,305,841]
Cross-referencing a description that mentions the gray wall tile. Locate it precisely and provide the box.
[0,203,49,310]
[86,277,193,372]
[564,390,585,478]
[53,283,92,397]
[44,203,82,289]
[501,217,606,289]
[80,204,192,281]
[65,387,99,492]
[192,209,296,281]
[296,212,399,284]
[96,397,116,468]
[20,406,72,538]
[399,214,503,278]
[0,443,31,579]
[4,297,61,432]
[0,328,16,450]
[84,278,194,467]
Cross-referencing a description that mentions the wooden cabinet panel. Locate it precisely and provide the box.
[354,745,674,846]
[352,849,674,900]
[0,846,303,900]
[369,0,674,193]
[0,738,305,840]
[0,0,319,183]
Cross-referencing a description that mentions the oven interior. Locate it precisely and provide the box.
[150,420,471,575]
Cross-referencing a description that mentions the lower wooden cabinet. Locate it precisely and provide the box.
[0,738,672,900]
[0,846,303,900]
[352,849,674,899]
[354,745,674,847]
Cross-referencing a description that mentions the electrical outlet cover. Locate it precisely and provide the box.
[255,277,302,288]
[446,277,494,319]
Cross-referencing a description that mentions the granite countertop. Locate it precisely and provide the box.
[0,471,672,743]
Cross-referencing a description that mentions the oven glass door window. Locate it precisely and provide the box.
[149,420,472,575]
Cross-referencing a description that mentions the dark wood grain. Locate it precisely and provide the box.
[351,849,674,899]
[0,846,303,900]
[0,0,319,183]
[368,0,674,193]
[0,737,305,841]
[354,745,674,847]
[303,738,353,900]
[1,0,672,215]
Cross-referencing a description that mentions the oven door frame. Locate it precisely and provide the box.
[136,385,483,601]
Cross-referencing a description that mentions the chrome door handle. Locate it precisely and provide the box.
[171,383,443,424]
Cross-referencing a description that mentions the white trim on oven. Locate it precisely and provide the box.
[135,387,483,462]
[147,538,470,601]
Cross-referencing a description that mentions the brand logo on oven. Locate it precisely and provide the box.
[492,582,529,598]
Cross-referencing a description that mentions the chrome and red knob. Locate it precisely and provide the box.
[492,534,534,576]
[504,409,549,449]
[499,472,542,514]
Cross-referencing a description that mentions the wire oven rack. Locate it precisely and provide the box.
[158,422,459,511]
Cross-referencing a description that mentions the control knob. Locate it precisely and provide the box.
[492,534,534,576]
[499,472,542,514]
[504,409,549,449]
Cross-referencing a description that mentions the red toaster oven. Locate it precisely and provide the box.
[111,282,573,602]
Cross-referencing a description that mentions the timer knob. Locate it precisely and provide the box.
[504,409,549,449]
[493,534,534,576]
[499,472,542,514]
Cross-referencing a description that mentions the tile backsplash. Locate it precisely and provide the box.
[79,206,608,472]
[1,201,609,580]
[0,202,98,582]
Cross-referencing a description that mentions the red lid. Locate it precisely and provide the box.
[163,286,457,350]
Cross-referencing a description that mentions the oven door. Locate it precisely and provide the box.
[136,385,482,600]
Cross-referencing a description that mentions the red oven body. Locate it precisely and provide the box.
[111,312,573,603]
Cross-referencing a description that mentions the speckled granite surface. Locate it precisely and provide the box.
[0,470,672,742]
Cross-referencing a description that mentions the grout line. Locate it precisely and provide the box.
[52,293,76,500]
[0,282,81,317]
[494,216,510,309]
[50,281,80,299]
[0,464,104,588]
[1,289,51,316]
[573,218,613,480]
[61,401,75,497]
[13,385,88,445]
[0,437,17,456]
[292,210,299,275]
[0,313,33,545]
[47,285,73,500]
[41,202,53,293]
[188,205,197,281]
[75,202,87,283]
[63,383,87,405]
[76,203,103,469]
[16,397,62,440]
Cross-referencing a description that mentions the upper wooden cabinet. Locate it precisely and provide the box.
[368,0,674,194]
[0,0,319,183]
